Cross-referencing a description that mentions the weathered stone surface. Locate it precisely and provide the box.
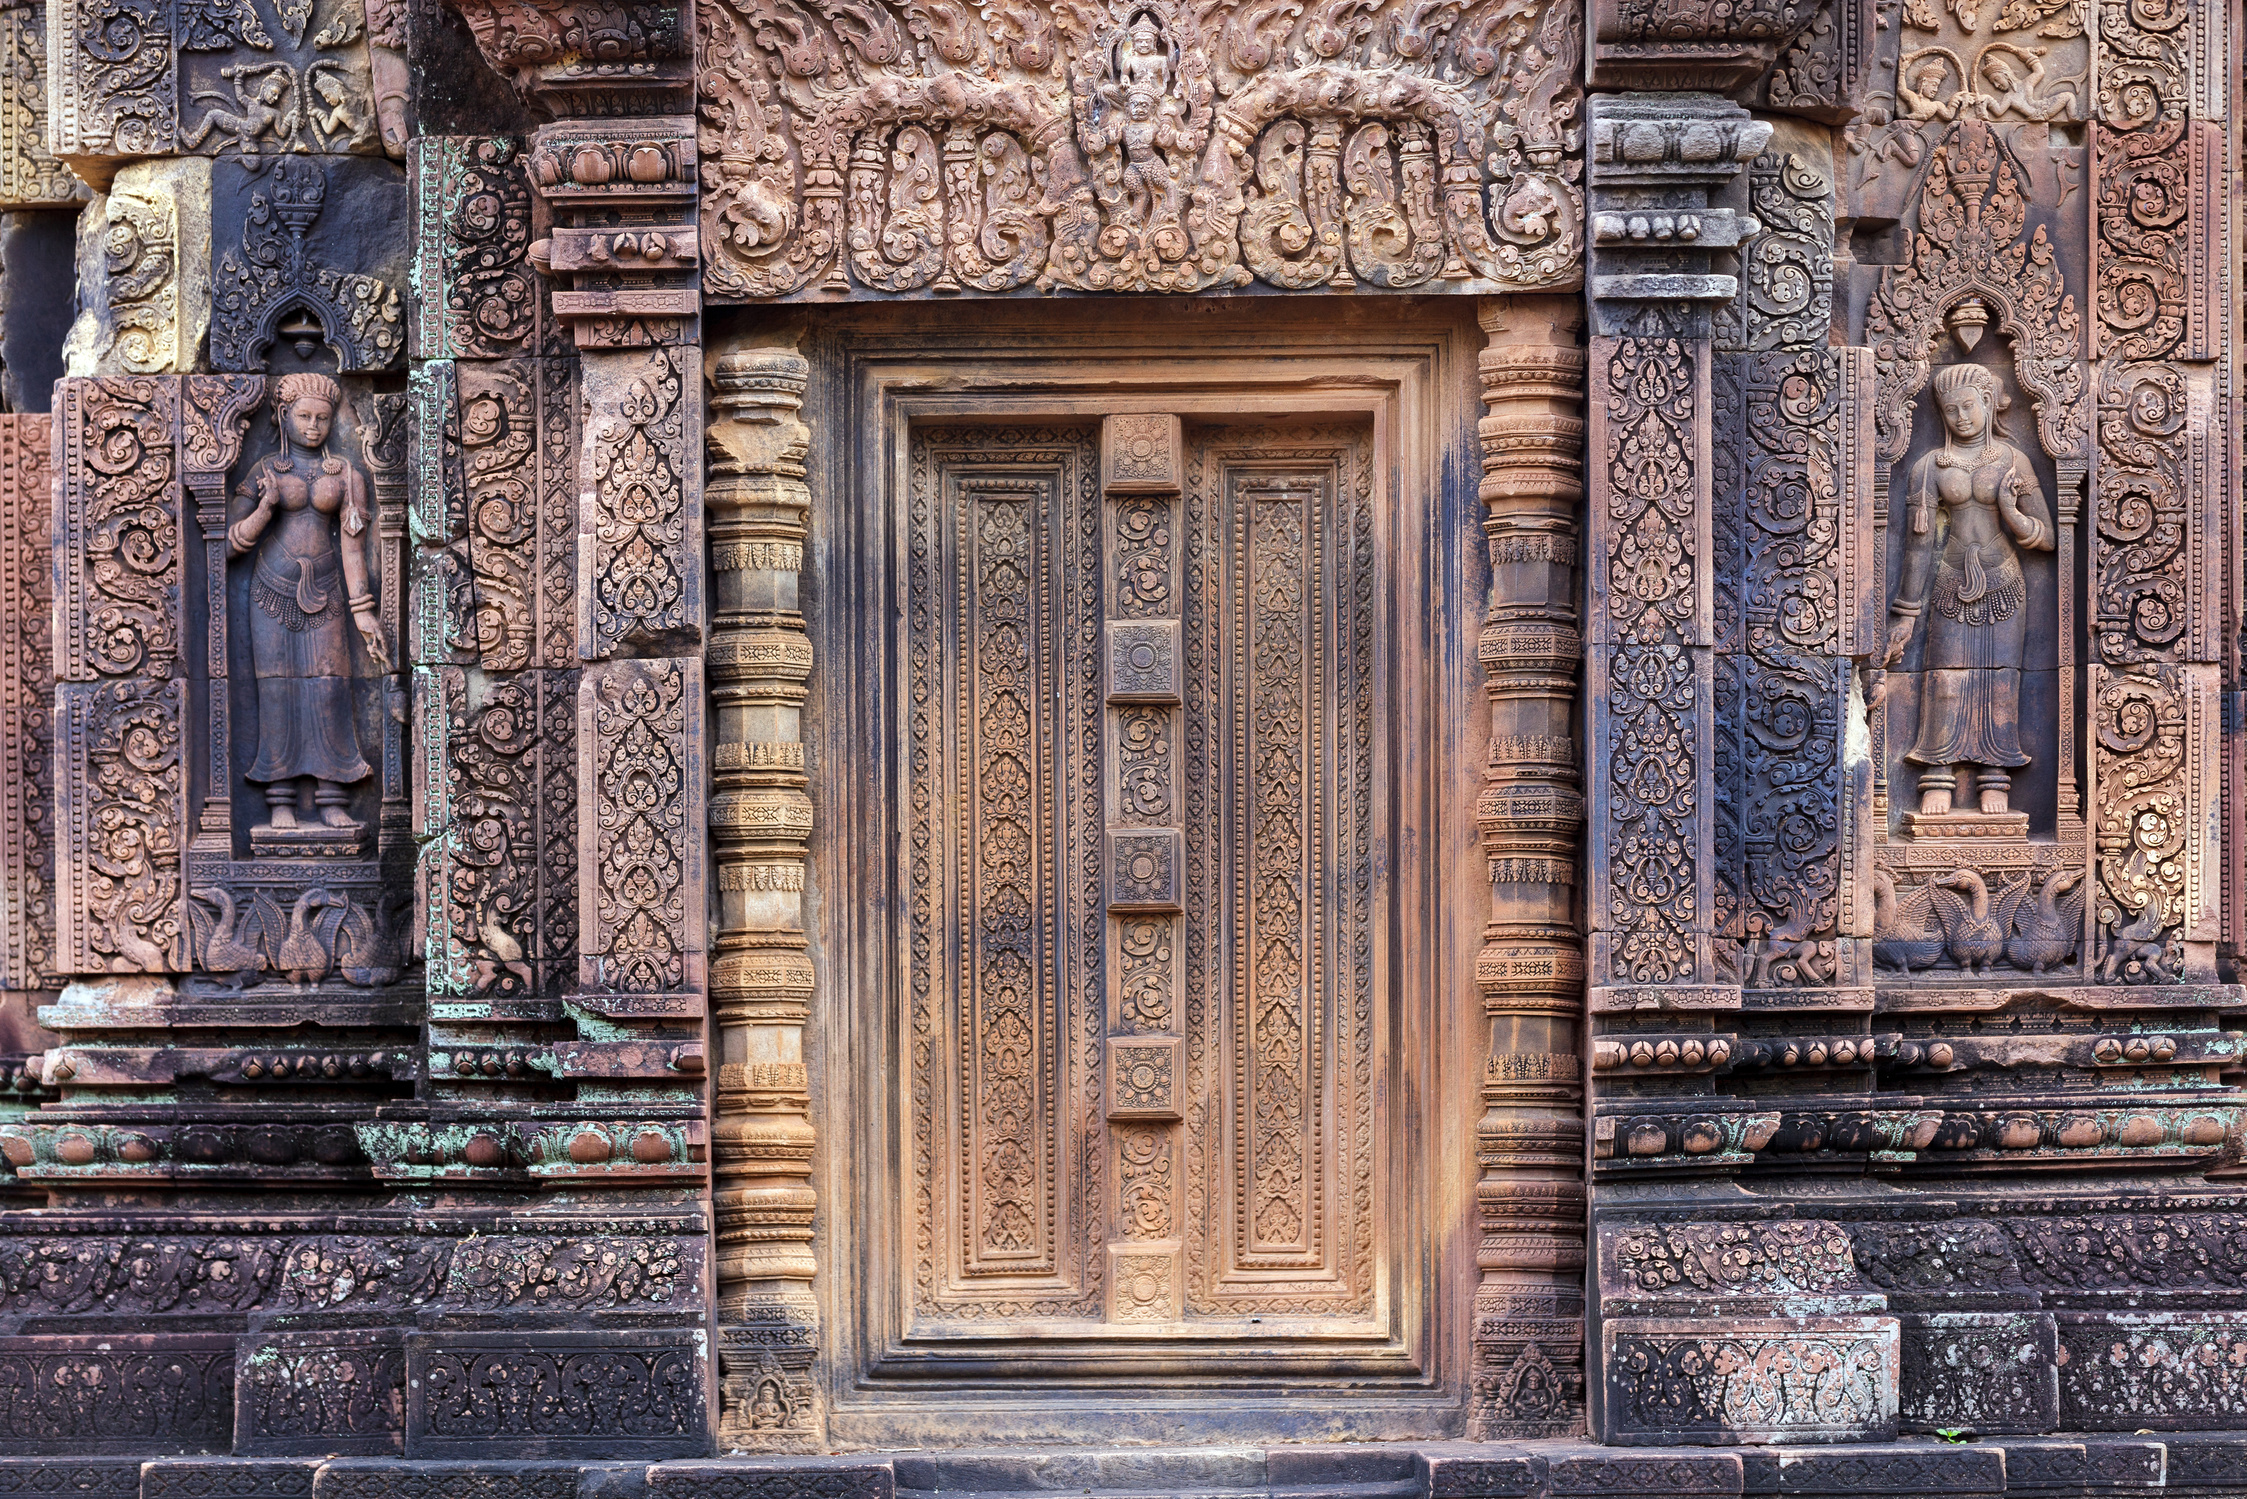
[61,158,209,375]
[1899,1313,2057,1436]
[0,0,2244,1464]
[403,1328,708,1457]
[208,156,406,373]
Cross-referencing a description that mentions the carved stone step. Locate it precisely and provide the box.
[891,1449,1420,1499]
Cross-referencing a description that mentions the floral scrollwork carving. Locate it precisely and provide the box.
[1865,118,2087,472]
[698,0,1583,298]
[1600,336,1700,985]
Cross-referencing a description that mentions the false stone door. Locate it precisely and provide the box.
[822,313,1469,1439]
[907,412,1382,1327]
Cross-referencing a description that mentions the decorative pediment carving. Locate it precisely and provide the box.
[1865,117,2086,473]
[696,0,1583,298]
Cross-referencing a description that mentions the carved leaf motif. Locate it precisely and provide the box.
[60,377,180,681]
[1602,338,1698,985]
[586,351,690,656]
[1866,120,2086,468]
[60,678,187,972]
[587,661,691,995]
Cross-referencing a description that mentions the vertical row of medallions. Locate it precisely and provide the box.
[1467,296,1590,1440]
[705,346,824,1449]
[1099,412,1188,1326]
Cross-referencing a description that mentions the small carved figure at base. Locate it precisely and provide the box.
[229,373,386,848]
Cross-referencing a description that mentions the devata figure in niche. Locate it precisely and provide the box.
[229,373,387,836]
[1884,362,2054,824]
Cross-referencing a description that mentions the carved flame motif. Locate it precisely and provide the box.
[1865,118,2086,468]
[697,0,1584,296]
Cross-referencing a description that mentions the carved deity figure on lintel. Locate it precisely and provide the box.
[228,373,388,842]
[1087,13,1189,254]
[1883,361,2054,834]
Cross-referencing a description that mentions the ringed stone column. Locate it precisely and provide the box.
[1469,296,1590,1439]
[705,347,823,1449]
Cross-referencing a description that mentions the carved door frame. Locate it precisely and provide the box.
[788,301,1489,1444]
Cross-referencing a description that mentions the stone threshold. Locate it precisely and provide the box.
[13,1437,2247,1499]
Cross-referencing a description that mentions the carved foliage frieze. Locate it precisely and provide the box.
[54,377,186,975]
[56,373,183,684]
[441,0,688,106]
[581,347,697,659]
[1591,335,1706,986]
[0,1228,696,1319]
[0,1334,234,1451]
[2086,109,2222,973]
[412,135,552,362]
[236,1329,404,1454]
[55,678,188,974]
[578,657,703,1006]
[697,0,1584,300]
[1723,349,1864,988]
[405,1329,706,1457]
[461,359,577,672]
[0,416,54,989]
[1601,1317,1900,1443]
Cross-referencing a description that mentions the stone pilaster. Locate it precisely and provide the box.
[1468,296,1589,1439]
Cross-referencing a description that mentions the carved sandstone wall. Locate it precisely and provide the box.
[0,0,2228,1474]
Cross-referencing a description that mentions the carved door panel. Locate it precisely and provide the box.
[900,414,1389,1358]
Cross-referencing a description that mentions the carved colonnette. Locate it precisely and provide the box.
[1469,296,1588,1439]
[0,0,81,206]
[0,417,53,991]
[706,346,818,1450]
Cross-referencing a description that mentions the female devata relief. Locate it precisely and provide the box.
[1882,361,2054,831]
[228,372,388,840]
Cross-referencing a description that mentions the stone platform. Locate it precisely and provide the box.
[21,1440,2247,1499]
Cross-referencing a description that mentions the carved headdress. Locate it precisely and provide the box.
[273,372,344,424]
[1930,361,2015,441]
